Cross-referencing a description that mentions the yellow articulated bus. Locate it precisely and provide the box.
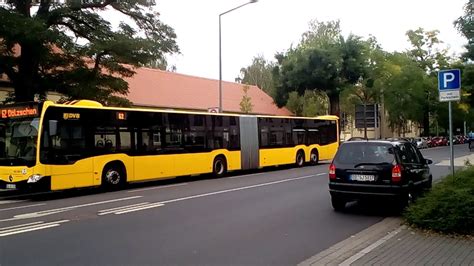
[0,100,339,191]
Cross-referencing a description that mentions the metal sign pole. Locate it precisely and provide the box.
[449,101,454,176]
[438,69,460,177]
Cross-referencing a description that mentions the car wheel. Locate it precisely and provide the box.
[397,191,414,212]
[425,176,433,190]
[331,196,346,211]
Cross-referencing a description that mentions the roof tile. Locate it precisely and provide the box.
[125,68,292,116]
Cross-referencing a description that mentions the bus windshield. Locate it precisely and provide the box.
[0,118,40,167]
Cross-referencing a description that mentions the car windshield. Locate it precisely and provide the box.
[335,142,395,165]
[0,118,39,167]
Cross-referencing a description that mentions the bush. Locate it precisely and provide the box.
[404,167,474,235]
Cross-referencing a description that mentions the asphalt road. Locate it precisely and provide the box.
[0,144,467,265]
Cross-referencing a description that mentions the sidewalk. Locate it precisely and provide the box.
[299,217,474,266]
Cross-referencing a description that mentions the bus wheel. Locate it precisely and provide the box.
[296,151,305,167]
[102,163,126,189]
[213,156,227,178]
[310,149,319,165]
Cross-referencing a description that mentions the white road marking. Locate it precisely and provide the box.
[315,173,327,176]
[159,174,317,205]
[0,196,142,222]
[0,203,46,212]
[0,221,44,231]
[98,202,164,215]
[113,203,164,215]
[0,200,27,205]
[0,220,69,237]
[127,183,188,193]
[339,225,405,266]
[98,202,151,215]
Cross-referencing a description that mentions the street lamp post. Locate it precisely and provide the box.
[218,0,258,113]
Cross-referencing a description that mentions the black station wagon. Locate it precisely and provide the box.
[328,139,433,211]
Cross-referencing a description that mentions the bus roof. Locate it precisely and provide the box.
[44,100,338,120]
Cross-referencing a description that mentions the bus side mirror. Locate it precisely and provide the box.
[49,120,58,136]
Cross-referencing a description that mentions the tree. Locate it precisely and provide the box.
[383,52,429,135]
[239,84,253,113]
[285,90,328,117]
[273,20,368,116]
[236,55,275,97]
[341,37,386,138]
[406,28,450,136]
[455,1,474,110]
[455,1,474,60]
[0,0,179,104]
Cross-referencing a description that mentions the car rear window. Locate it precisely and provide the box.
[335,142,395,164]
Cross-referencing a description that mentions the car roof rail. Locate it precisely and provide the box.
[347,137,369,141]
[384,137,410,142]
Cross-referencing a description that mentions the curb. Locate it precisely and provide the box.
[298,217,402,266]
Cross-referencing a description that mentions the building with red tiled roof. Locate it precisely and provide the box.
[0,65,291,116]
[124,68,292,116]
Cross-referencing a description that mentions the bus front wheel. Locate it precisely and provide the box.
[102,163,126,189]
[213,156,227,178]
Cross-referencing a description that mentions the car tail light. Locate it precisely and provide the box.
[392,164,402,183]
[329,163,336,180]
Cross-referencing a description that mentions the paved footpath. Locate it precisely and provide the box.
[299,217,474,266]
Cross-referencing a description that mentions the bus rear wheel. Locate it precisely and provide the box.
[213,156,227,178]
[310,149,319,165]
[102,163,126,189]
[296,151,305,167]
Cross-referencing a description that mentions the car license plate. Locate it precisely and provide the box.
[6,184,16,189]
[351,174,375,182]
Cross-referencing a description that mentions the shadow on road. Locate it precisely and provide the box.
[337,200,404,217]
[0,163,330,202]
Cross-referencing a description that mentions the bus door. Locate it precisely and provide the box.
[41,114,94,190]
[134,127,170,181]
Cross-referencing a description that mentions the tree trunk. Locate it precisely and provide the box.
[15,42,38,102]
[422,108,430,137]
[328,93,340,117]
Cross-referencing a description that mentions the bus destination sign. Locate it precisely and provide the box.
[0,105,39,119]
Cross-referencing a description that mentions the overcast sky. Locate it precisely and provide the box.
[149,0,467,82]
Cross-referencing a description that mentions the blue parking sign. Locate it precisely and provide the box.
[438,69,461,102]
[438,69,461,90]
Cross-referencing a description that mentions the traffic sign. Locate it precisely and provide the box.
[438,69,461,102]
[438,69,461,177]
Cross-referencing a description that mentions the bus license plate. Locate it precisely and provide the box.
[6,184,16,189]
[351,174,375,182]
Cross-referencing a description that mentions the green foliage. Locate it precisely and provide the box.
[273,20,368,115]
[239,85,253,113]
[405,28,450,136]
[404,167,474,235]
[236,55,275,97]
[456,1,474,111]
[0,0,179,104]
[285,90,328,117]
[455,0,474,60]
[383,52,431,134]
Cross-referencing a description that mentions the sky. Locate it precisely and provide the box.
[141,0,467,82]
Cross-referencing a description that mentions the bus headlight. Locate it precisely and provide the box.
[27,174,43,183]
